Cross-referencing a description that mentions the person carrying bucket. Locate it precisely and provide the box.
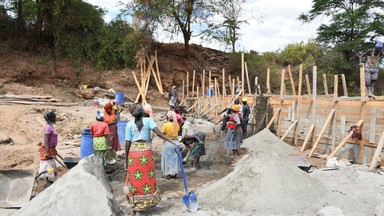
[37,111,58,188]
[362,41,383,97]
[90,111,109,165]
[125,103,179,215]
[225,104,243,157]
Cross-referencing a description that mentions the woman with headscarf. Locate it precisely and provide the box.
[225,104,243,157]
[125,103,179,214]
[161,110,183,179]
[103,102,121,155]
[38,111,58,187]
[90,111,109,165]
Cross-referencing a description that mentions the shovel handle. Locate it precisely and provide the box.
[175,147,189,193]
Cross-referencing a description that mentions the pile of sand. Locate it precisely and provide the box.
[199,129,327,215]
[15,155,124,216]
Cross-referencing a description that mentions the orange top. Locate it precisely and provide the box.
[103,111,116,124]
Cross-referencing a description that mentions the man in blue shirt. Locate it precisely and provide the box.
[241,98,250,137]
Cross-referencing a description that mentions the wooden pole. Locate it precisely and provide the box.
[300,124,315,152]
[360,64,366,97]
[308,109,336,157]
[266,108,281,129]
[369,130,384,171]
[192,70,195,97]
[267,68,271,94]
[334,75,338,97]
[202,70,205,110]
[232,79,235,98]
[215,77,218,119]
[288,65,296,95]
[305,74,311,95]
[255,77,258,96]
[294,64,303,146]
[245,62,252,94]
[341,74,348,97]
[186,71,189,98]
[327,120,364,159]
[222,69,226,96]
[280,69,286,97]
[312,66,317,147]
[241,52,245,97]
[154,50,164,94]
[323,74,328,96]
[132,71,146,104]
[281,120,298,141]
[209,70,212,90]
[182,79,185,102]
[196,86,200,115]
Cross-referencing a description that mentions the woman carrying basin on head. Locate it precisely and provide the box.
[125,103,179,215]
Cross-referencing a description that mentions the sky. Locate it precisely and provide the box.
[85,0,327,53]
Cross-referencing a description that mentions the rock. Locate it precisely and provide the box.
[317,206,344,216]
[76,89,95,99]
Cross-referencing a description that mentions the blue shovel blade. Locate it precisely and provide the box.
[183,192,198,212]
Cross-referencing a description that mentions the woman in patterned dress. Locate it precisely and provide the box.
[125,104,179,215]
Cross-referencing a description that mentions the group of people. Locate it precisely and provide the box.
[216,97,250,157]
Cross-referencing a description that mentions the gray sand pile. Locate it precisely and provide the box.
[15,155,123,216]
[199,129,327,215]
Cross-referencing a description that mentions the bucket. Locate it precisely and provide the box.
[80,129,93,158]
[115,92,124,106]
[117,121,127,147]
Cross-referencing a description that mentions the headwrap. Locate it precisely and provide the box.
[375,41,383,48]
[167,110,177,125]
[96,111,104,121]
[232,104,240,112]
[143,103,153,118]
[113,99,119,106]
[44,111,56,125]
[104,103,113,111]
[130,103,144,131]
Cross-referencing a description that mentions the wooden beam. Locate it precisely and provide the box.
[132,71,146,104]
[241,52,245,97]
[288,65,296,95]
[305,74,311,95]
[323,74,328,96]
[341,74,348,97]
[266,108,281,129]
[360,64,366,97]
[267,68,271,94]
[294,64,303,146]
[327,119,364,159]
[369,130,384,171]
[280,69,286,97]
[245,62,252,94]
[186,71,189,98]
[333,75,338,97]
[154,50,164,94]
[192,70,195,97]
[308,109,336,157]
[182,79,185,102]
[281,120,298,141]
[312,66,317,147]
[301,124,315,152]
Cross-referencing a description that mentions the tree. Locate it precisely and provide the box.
[211,0,250,53]
[299,0,384,75]
[125,0,218,54]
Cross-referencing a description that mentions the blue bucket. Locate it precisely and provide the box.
[117,121,127,146]
[80,130,93,158]
[115,92,124,106]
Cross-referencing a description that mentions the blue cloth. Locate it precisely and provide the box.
[125,117,157,142]
[206,87,214,97]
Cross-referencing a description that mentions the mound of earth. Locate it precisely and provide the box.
[198,129,327,215]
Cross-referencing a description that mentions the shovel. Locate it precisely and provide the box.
[175,146,198,212]
[224,131,235,165]
[183,142,203,162]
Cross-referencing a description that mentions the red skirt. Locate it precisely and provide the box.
[126,141,161,211]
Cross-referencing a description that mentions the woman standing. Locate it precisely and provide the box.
[38,111,58,187]
[103,103,121,157]
[161,110,182,179]
[125,104,179,214]
[226,104,242,157]
[90,111,109,165]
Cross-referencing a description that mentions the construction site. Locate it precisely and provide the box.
[1,46,384,216]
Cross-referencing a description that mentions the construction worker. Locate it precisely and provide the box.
[168,85,178,108]
[242,98,250,137]
[363,41,383,97]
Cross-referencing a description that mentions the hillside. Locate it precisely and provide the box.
[0,43,237,105]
